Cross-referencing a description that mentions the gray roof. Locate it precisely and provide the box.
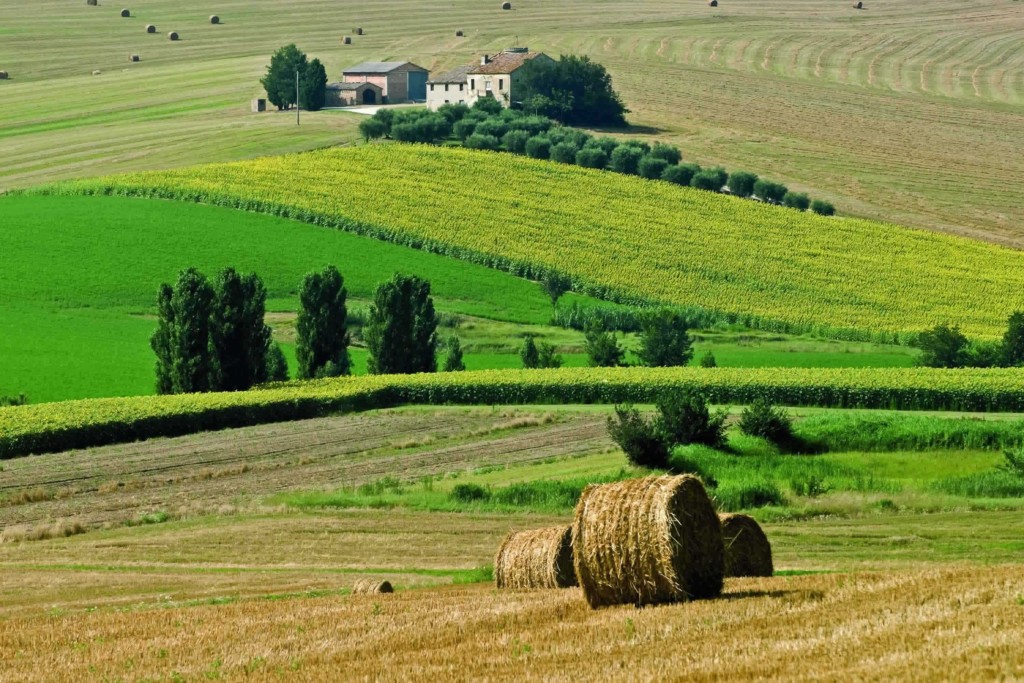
[326,82,380,91]
[342,61,426,74]
[428,64,473,84]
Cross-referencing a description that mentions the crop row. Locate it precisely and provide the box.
[3,367,1024,459]
[34,145,1024,341]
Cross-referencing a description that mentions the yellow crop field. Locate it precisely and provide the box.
[45,145,1024,339]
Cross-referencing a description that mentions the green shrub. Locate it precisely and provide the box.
[655,390,727,449]
[464,134,501,151]
[727,171,758,198]
[437,102,470,124]
[450,483,490,503]
[525,136,552,159]
[550,142,579,164]
[754,179,788,204]
[662,163,701,186]
[474,118,511,139]
[358,118,387,141]
[649,143,682,165]
[585,327,625,367]
[810,199,835,216]
[584,136,620,156]
[638,156,670,180]
[607,405,669,469]
[575,147,609,169]
[453,119,478,141]
[715,480,786,510]
[609,145,644,175]
[690,170,724,192]
[933,471,1024,498]
[698,351,717,368]
[783,192,811,211]
[739,400,794,445]
[637,309,693,368]
[501,129,531,155]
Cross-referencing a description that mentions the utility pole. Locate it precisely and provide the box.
[295,69,300,126]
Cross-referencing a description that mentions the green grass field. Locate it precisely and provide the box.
[1,0,1021,249]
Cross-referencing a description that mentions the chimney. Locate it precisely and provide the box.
[481,54,490,65]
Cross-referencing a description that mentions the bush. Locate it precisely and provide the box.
[621,140,651,154]
[739,400,794,445]
[443,336,466,372]
[450,483,490,503]
[525,136,551,159]
[637,309,693,367]
[508,115,553,136]
[437,102,470,124]
[584,136,620,156]
[472,97,504,115]
[782,192,811,211]
[502,129,531,155]
[698,351,717,368]
[453,118,478,141]
[464,133,501,151]
[655,390,727,449]
[638,156,669,180]
[917,323,969,368]
[358,118,387,141]
[810,199,835,216]
[662,163,700,186]
[609,145,644,175]
[648,143,682,165]
[474,118,510,139]
[537,342,563,369]
[690,170,723,192]
[575,147,608,169]
[607,405,669,469]
[727,171,758,198]
[550,141,578,164]
[585,327,625,367]
[754,179,788,204]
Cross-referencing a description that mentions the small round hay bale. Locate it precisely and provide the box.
[573,475,724,608]
[145,24,156,33]
[720,513,773,577]
[168,31,179,41]
[120,8,130,17]
[128,54,140,62]
[501,1,512,9]
[356,27,364,35]
[210,15,220,24]
[495,526,576,590]
[92,69,102,76]
[343,36,352,45]
[351,579,393,595]
[854,1,864,7]
[87,0,98,6]
[0,71,8,80]
[709,0,718,6]
[456,30,464,37]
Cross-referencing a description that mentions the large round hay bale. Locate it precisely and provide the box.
[719,513,773,577]
[495,526,576,589]
[168,31,179,41]
[351,579,393,595]
[0,71,8,80]
[120,8,130,17]
[573,475,724,608]
[145,24,156,33]
[210,15,220,24]
[501,1,512,9]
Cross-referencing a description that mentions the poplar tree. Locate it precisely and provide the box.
[296,266,351,379]
[365,274,438,375]
[210,268,272,391]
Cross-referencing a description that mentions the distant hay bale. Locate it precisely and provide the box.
[168,31,179,41]
[709,0,718,5]
[456,30,464,37]
[356,27,364,35]
[145,24,156,33]
[720,513,773,577]
[0,71,8,80]
[86,0,98,5]
[351,579,393,595]
[120,8,130,17]
[128,54,139,62]
[501,1,512,9]
[210,15,220,24]
[494,526,576,589]
[343,36,352,44]
[573,475,724,608]
[854,1,864,7]
[92,69,102,75]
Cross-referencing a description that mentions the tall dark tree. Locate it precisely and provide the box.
[168,268,216,394]
[152,283,176,395]
[637,310,693,367]
[299,58,328,112]
[916,323,969,368]
[517,54,628,127]
[261,44,308,110]
[1002,312,1024,367]
[296,266,351,379]
[365,274,438,375]
[210,268,272,391]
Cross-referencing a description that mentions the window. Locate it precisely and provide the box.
[459,83,464,91]
[499,78,504,90]
[445,83,449,92]
[445,100,450,104]
[471,79,475,90]
[430,84,434,91]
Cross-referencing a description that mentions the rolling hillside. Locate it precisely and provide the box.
[44,144,1024,340]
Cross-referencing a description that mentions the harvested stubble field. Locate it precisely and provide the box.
[2,0,1022,247]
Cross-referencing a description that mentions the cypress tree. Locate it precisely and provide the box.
[296,266,350,379]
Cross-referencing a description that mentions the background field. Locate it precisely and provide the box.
[1,0,1022,247]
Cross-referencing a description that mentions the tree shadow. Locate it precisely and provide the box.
[717,589,825,602]
[588,124,665,136]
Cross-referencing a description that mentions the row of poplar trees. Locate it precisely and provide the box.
[152,266,446,395]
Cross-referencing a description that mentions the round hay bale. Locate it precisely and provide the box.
[168,31,179,41]
[92,69,102,76]
[501,1,512,9]
[210,15,220,24]
[0,70,8,80]
[854,1,864,7]
[709,0,718,6]
[719,513,773,577]
[120,8,130,17]
[128,54,140,62]
[456,30,464,37]
[343,36,352,45]
[351,579,393,595]
[356,27,364,35]
[145,24,156,33]
[87,0,98,6]
[572,475,724,608]
[494,526,576,590]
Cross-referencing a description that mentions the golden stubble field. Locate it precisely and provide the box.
[1,0,1022,245]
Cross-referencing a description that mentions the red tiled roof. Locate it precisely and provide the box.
[469,51,547,75]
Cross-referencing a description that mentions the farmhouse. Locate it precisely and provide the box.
[325,81,384,107]
[341,61,429,104]
[427,48,554,111]
[425,64,473,110]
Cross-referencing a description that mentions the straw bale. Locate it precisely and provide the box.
[719,513,773,577]
[168,31,179,41]
[145,24,156,33]
[210,15,220,24]
[494,526,576,589]
[351,579,393,595]
[572,475,724,608]
[120,8,130,17]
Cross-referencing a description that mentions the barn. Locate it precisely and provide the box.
[341,61,429,104]
[325,81,385,107]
